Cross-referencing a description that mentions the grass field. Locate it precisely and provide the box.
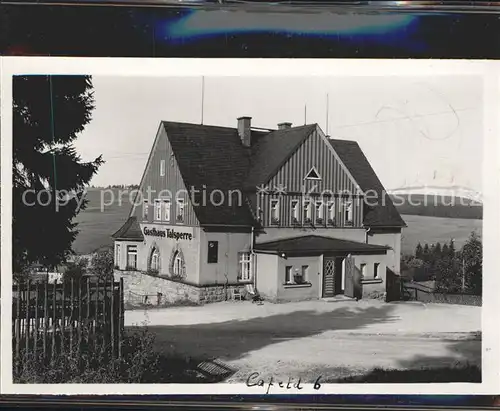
[72,190,483,256]
[400,214,482,255]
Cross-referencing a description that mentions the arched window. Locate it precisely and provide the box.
[149,247,160,272]
[169,246,186,280]
[173,252,182,277]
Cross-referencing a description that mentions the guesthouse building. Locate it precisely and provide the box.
[112,118,406,304]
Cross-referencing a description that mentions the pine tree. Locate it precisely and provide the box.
[442,243,449,256]
[461,231,482,295]
[434,242,442,258]
[415,243,423,259]
[13,75,103,273]
[422,243,430,261]
[448,239,456,257]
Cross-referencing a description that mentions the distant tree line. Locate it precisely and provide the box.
[391,195,483,220]
[401,231,482,295]
[89,184,139,189]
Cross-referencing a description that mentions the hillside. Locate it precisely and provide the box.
[390,194,482,220]
[71,189,482,256]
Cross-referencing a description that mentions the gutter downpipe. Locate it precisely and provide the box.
[251,225,256,289]
[365,227,371,244]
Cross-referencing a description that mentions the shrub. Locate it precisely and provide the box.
[90,249,114,279]
[13,327,209,383]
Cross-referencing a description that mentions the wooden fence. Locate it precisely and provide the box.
[401,281,482,306]
[13,277,124,367]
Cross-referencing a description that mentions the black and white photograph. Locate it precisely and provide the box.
[1,59,498,395]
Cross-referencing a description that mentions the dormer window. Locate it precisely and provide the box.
[270,199,280,225]
[305,166,321,180]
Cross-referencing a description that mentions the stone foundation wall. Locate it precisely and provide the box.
[115,270,248,306]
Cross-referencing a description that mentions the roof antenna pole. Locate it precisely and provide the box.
[326,93,329,136]
[304,104,307,125]
[201,76,205,125]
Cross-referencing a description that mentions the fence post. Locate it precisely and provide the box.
[61,279,65,353]
[14,283,21,372]
[25,280,31,357]
[51,280,56,363]
[34,282,39,358]
[111,279,115,359]
[118,277,124,359]
[70,278,74,354]
[43,280,48,361]
[94,278,99,352]
[77,277,82,358]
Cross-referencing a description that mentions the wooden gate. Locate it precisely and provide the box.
[344,255,355,298]
[322,258,335,298]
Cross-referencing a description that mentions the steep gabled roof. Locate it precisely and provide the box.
[328,139,406,228]
[163,122,262,226]
[244,124,317,189]
[111,216,144,240]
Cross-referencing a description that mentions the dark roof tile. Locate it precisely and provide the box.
[254,235,389,255]
[112,216,144,240]
[329,139,406,228]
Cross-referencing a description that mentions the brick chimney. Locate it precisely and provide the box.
[278,122,292,130]
[238,116,252,147]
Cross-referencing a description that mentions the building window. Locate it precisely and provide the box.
[150,248,160,272]
[238,252,252,281]
[344,201,353,225]
[300,265,308,283]
[291,200,299,224]
[270,199,280,225]
[207,241,218,263]
[154,199,161,221]
[360,263,366,279]
[143,199,149,220]
[285,266,293,284]
[173,251,183,277]
[303,200,312,223]
[160,159,166,177]
[115,243,121,268]
[162,199,171,222]
[169,247,186,280]
[374,263,380,279]
[315,201,324,224]
[126,245,137,270]
[176,199,185,223]
[327,201,335,225]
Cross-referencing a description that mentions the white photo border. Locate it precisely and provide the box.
[1,57,499,395]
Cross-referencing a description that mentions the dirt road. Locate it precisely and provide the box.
[125,299,481,383]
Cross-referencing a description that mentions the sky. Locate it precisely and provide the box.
[73,75,483,193]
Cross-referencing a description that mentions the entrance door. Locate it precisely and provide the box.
[322,257,335,298]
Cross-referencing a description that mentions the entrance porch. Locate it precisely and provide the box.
[253,235,389,302]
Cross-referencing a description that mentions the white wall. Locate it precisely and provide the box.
[198,230,252,285]
[255,253,279,300]
[367,232,402,274]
